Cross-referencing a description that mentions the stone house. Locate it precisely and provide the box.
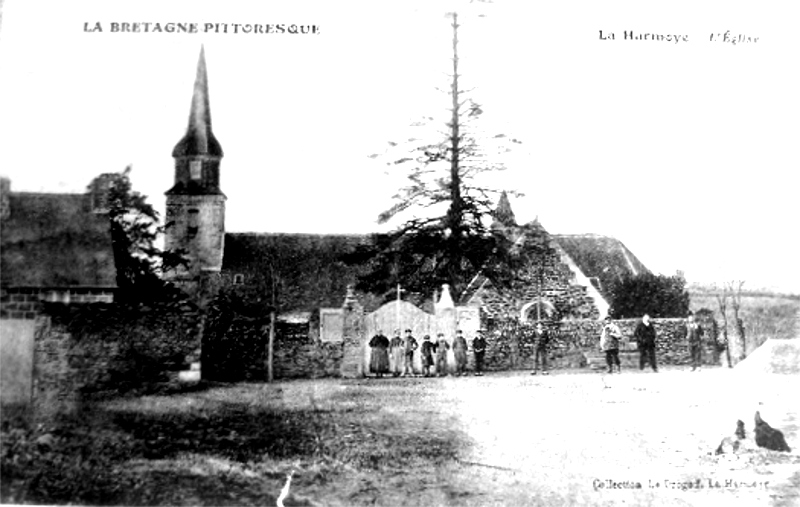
[0,177,117,405]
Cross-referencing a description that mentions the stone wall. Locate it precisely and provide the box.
[477,318,722,372]
[28,301,202,418]
[203,309,345,381]
[466,238,600,322]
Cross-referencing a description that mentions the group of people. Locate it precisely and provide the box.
[368,328,488,377]
[371,312,709,378]
[599,312,706,373]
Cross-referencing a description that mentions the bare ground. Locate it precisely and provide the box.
[95,366,799,507]
[4,364,798,506]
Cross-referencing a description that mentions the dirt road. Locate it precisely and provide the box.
[96,361,799,506]
[430,368,800,506]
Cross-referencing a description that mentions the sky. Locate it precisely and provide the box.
[0,0,798,293]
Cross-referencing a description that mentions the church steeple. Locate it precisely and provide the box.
[165,46,226,282]
[168,46,224,196]
[172,46,223,159]
[492,191,517,228]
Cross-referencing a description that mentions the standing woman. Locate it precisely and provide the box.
[369,330,390,378]
[435,333,450,377]
[389,329,404,377]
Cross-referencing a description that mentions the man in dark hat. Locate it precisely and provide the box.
[531,322,551,375]
[420,334,436,377]
[402,328,418,377]
[472,330,487,376]
[600,316,623,373]
[635,314,658,372]
[685,312,704,371]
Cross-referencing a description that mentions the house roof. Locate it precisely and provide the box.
[551,234,649,297]
[222,232,378,312]
[0,192,117,288]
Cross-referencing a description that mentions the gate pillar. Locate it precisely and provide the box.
[340,285,365,378]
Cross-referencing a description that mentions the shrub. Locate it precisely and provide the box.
[609,273,690,319]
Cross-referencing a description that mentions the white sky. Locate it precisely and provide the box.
[0,0,798,293]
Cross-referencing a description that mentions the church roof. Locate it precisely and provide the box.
[220,229,648,313]
[552,234,649,297]
[222,233,378,312]
[172,47,223,158]
[0,191,117,288]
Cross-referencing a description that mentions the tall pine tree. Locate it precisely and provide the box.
[355,12,522,301]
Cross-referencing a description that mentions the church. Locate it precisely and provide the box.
[164,48,649,347]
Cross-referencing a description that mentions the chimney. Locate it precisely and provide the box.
[88,173,115,213]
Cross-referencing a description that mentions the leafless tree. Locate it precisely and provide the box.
[728,280,746,359]
[714,283,732,368]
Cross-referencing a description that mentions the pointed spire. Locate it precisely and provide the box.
[493,191,517,227]
[172,46,223,158]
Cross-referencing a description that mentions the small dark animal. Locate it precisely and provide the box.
[735,419,746,440]
[754,411,791,452]
[716,420,747,455]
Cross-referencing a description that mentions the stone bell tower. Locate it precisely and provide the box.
[165,46,226,290]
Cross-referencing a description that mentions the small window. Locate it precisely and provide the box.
[187,209,199,237]
[190,160,202,180]
[233,274,245,285]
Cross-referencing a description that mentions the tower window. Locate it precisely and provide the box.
[190,160,202,180]
[187,208,199,237]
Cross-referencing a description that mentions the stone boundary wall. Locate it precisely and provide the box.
[478,318,723,372]
[30,301,201,419]
[203,312,345,381]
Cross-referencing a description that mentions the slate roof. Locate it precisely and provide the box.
[0,192,117,288]
[222,233,375,312]
[551,234,649,298]
[221,231,648,312]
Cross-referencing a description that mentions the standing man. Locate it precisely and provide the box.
[635,314,658,372]
[472,330,487,376]
[389,329,404,377]
[402,328,418,377]
[453,330,469,376]
[435,332,450,377]
[600,316,623,373]
[685,312,704,371]
[420,335,436,377]
[531,322,551,375]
